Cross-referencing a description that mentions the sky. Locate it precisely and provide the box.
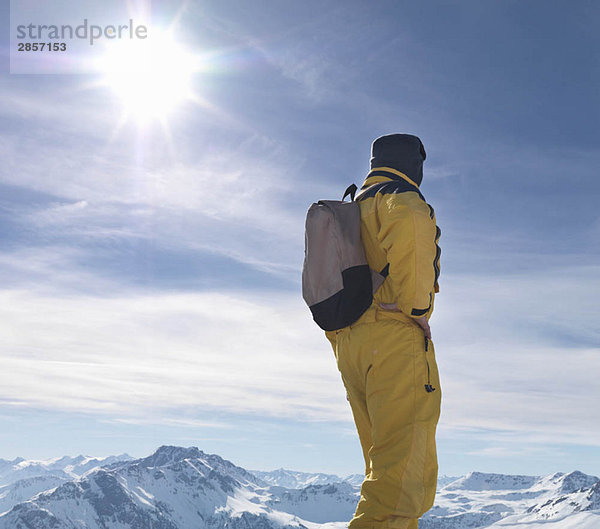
[0,0,599,479]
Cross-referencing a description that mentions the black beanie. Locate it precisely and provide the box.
[370,133,426,186]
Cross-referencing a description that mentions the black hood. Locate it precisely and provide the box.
[370,134,426,186]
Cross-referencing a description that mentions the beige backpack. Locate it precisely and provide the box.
[302,184,387,331]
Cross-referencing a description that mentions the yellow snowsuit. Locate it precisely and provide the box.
[326,167,442,529]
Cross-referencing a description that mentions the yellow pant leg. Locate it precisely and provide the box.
[329,320,441,529]
[327,328,373,476]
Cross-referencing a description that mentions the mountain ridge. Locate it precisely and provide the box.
[0,446,598,529]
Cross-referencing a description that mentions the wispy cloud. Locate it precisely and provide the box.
[0,288,346,422]
[463,444,568,460]
[199,4,359,102]
[0,262,598,449]
[106,417,233,429]
[0,82,307,283]
[434,266,600,445]
[0,246,121,293]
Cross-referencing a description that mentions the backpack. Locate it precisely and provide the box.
[302,184,387,331]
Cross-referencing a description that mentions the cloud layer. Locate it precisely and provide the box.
[0,263,598,449]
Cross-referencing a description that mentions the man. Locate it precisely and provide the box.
[325,134,442,529]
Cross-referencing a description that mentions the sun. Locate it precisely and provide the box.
[97,31,198,123]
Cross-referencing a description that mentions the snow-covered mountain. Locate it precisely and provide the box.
[250,468,363,489]
[422,470,600,529]
[0,446,599,529]
[0,453,132,486]
[0,474,68,516]
[0,446,352,529]
[437,475,461,488]
[0,453,133,516]
[266,482,359,523]
[342,474,364,488]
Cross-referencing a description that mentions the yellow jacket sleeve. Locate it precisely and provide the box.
[376,194,440,318]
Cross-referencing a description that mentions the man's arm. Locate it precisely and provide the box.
[376,193,440,323]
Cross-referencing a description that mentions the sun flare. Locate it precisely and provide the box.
[98,31,198,123]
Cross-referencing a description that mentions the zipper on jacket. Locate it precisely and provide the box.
[424,337,436,393]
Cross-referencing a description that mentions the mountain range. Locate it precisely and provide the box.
[250,468,364,489]
[0,446,598,529]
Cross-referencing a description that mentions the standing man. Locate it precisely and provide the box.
[326,134,442,529]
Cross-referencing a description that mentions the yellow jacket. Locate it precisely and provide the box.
[355,166,441,322]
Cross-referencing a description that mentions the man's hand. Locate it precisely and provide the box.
[379,302,432,339]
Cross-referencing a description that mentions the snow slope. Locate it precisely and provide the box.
[266,482,359,523]
[422,470,600,529]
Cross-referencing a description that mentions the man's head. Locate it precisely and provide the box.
[370,134,426,186]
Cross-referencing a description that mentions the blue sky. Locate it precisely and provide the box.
[0,0,599,479]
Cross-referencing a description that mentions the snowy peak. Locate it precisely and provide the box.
[251,467,349,489]
[136,445,206,467]
[343,474,364,487]
[133,445,262,490]
[443,471,539,491]
[0,452,134,516]
[0,474,68,515]
[0,458,24,468]
[250,467,365,489]
[0,453,133,486]
[437,475,461,488]
[5,469,177,529]
[0,446,315,529]
[551,470,599,494]
[428,469,600,529]
[521,472,600,521]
